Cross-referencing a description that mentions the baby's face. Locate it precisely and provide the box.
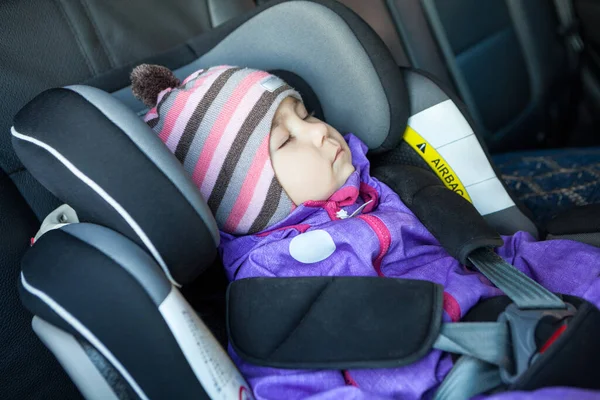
[269,97,355,205]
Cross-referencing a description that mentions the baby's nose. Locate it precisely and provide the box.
[309,123,328,146]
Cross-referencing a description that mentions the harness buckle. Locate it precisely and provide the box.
[498,303,576,384]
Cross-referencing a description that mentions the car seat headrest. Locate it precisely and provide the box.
[115,0,409,152]
[185,0,409,152]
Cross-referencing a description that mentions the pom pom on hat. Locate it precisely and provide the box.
[131,64,180,107]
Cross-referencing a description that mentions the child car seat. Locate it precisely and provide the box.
[10,0,600,399]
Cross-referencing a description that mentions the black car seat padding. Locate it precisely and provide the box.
[20,223,250,400]
[545,204,600,246]
[12,86,218,286]
[19,224,211,399]
[227,276,443,369]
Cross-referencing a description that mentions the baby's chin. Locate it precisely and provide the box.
[340,154,356,179]
[333,163,356,192]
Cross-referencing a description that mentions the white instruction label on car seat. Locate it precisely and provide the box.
[406,100,515,216]
[159,288,254,399]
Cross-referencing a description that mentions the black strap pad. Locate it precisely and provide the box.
[373,164,504,264]
[227,276,443,369]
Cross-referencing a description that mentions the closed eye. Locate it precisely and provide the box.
[279,135,292,149]
[303,110,315,121]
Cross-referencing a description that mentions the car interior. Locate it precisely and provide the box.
[2,0,600,399]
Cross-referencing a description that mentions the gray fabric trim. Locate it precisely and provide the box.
[207,0,255,27]
[66,85,219,247]
[112,85,148,114]
[547,232,600,247]
[32,317,119,400]
[484,206,538,238]
[178,1,389,149]
[21,274,149,400]
[79,339,137,400]
[404,69,449,115]
[61,223,171,306]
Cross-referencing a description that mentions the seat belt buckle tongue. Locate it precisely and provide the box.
[498,303,576,385]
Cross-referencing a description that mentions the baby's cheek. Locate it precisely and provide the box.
[276,151,338,202]
[301,168,336,202]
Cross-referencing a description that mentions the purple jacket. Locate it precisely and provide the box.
[220,134,600,399]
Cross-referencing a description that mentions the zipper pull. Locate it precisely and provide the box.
[349,200,374,218]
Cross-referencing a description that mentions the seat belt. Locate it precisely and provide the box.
[554,0,584,60]
[550,0,585,147]
[433,248,576,400]
[467,248,565,309]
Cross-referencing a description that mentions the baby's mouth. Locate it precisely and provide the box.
[334,147,343,163]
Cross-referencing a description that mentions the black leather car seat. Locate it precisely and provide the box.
[0,1,254,399]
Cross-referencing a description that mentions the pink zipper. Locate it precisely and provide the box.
[342,370,359,387]
[356,215,391,277]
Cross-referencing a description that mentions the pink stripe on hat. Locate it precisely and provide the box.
[162,68,228,148]
[193,71,269,189]
[144,108,158,122]
[223,134,271,232]
[159,73,213,144]
[233,157,276,233]
[156,87,172,105]
[182,68,205,85]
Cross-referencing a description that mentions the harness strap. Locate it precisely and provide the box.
[433,322,509,367]
[434,356,502,400]
[468,248,565,310]
[436,248,572,399]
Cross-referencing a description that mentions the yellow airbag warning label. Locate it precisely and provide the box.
[403,126,472,203]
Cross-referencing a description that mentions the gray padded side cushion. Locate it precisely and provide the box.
[67,85,219,246]
[61,223,171,305]
[32,317,120,400]
[404,69,450,115]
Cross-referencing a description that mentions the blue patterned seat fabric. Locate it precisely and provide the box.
[493,148,600,225]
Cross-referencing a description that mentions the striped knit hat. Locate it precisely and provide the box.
[131,65,301,235]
